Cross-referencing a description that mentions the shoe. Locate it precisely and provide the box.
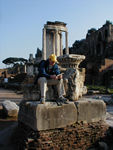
[40,98,45,104]
[59,96,68,102]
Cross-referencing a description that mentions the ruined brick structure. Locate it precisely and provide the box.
[86,21,113,57]
[71,21,113,86]
[16,120,112,150]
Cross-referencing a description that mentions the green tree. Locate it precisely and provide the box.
[72,40,85,50]
[2,57,27,66]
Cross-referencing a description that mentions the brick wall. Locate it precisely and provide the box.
[22,121,110,150]
[99,58,113,72]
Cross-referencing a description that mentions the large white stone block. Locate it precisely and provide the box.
[18,100,106,131]
[18,101,77,131]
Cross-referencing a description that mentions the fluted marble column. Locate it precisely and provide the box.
[60,33,63,56]
[65,31,69,54]
[53,31,55,55]
[42,28,46,60]
[55,29,58,56]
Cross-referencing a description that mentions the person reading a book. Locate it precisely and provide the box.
[37,54,67,104]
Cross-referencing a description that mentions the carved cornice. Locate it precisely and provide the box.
[57,54,85,68]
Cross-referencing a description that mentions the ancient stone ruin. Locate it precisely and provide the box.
[17,21,110,150]
[24,54,86,101]
[24,21,86,101]
[70,20,113,86]
[58,54,86,100]
[42,21,69,59]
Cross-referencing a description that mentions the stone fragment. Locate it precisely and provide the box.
[2,100,19,117]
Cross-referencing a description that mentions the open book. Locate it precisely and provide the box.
[57,73,64,77]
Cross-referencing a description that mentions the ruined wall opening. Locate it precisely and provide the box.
[105,29,108,39]
[92,41,95,55]
[103,41,107,56]
[62,32,66,54]
[98,32,102,41]
[96,43,101,56]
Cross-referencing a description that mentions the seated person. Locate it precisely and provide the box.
[37,54,67,104]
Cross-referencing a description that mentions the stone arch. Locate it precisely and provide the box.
[98,32,102,41]
[105,29,108,39]
[93,40,96,55]
[90,40,95,56]
[96,43,101,56]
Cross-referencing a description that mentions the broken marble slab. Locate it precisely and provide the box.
[2,100,19,117]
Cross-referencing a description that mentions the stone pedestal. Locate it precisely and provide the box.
[57,54,86,100]
[18,100,106,131]
[57,54,85,68]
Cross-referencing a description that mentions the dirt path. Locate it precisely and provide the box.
[0,88,23,105]
[0,88,22,134]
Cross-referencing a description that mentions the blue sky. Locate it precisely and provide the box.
[0,0,113,68]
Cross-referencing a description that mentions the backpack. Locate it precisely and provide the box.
[38,60,46,71]
[34,60,45,84]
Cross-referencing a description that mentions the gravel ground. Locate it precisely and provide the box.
[0,88,23,105]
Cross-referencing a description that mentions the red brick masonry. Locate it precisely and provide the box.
[19,121,111,150]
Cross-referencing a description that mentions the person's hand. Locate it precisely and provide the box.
[57,74,62,79]
[50,75,56,79]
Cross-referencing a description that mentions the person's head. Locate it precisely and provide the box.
[49,54,57,66]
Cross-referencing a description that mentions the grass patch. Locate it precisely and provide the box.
[107,88,113,94]
[86,85,113,94]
